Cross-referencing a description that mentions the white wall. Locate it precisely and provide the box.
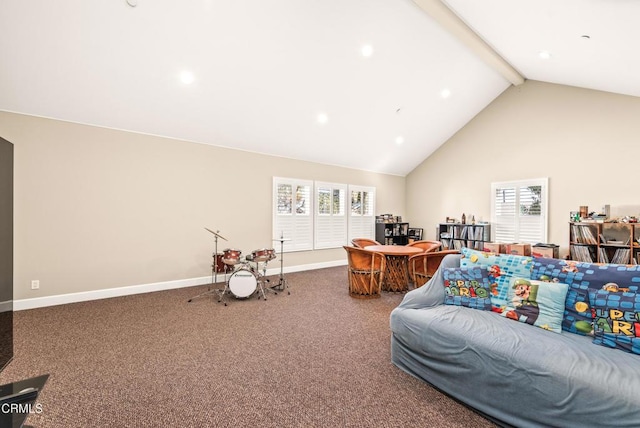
[407,80,640,257]
[0,111,405,301]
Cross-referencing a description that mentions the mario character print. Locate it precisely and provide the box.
[505,278,540,325]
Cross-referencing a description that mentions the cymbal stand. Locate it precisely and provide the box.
[188,228,227,303]
[271,235,290,295]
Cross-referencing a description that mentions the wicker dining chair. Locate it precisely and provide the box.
[407,240,442,253]
[409,250,460,288]
[343,246,386,299]
[350,238,381,248]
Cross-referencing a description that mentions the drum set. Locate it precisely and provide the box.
[188,228,290,305]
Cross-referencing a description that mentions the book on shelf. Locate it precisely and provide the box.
[440,238,452,249]
[598,248,608,263]
[473,227,482,240]
[570,245,593,263]
[611,249,630,264]
[571,224,597,245]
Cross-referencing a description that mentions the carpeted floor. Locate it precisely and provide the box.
[0,266,496,427]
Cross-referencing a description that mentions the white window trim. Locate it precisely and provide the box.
[273,178,376,251]
[273,177,314,253]
[490,178,548,244]
[347,185,376,243]
[314,181,348,250]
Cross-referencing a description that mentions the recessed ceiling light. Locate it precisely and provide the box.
[361,45,374,57]
[538,50,552,60]
[180,70,195,85]
[395,136,404,145]
[440,88,451,99]
[317,113,328,124]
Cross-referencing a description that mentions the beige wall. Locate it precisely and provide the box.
[407,80,640,257]
[6,80,639,300]
[0,112,405,300]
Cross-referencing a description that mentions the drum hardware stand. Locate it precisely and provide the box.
[261,259,278,296]
[271,235,291,295]
[216,264,235,306]
[217,256,241,306]
[217,270,231,306]
[256,261,269,300]
[188,228,228,303]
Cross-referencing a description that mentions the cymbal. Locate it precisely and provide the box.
[204,227,228,241]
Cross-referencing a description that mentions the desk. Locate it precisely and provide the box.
[364,245,422,292]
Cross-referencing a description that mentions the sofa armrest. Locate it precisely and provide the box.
[395,254,461,309]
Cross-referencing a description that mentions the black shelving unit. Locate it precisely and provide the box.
[376,222,410,245]
[438,223,491,251]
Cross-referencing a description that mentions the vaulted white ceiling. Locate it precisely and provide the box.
[1,0,638,176]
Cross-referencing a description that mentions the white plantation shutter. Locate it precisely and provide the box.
[348,185,376,242]
[314,182,348,249]
[491,178,548,244]
[273,177,313,252]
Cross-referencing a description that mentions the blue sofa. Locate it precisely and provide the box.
[390,253,640,428]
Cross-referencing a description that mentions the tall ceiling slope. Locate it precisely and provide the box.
[444,0,640,98]
[0,0,511,176]
[3,1,639,176]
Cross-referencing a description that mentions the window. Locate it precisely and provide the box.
[348,185,376,242]
[273,177,313,252]
[273,179,376,251]
[491,178,548,244]
[314,182,347,249]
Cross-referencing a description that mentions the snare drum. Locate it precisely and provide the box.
[222,248,242,265]
[228,268,257,298]
[251,248,276,262]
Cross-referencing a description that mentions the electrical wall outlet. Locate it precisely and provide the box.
[31,280,40,290]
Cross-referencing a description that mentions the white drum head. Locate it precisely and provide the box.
[229,269,257,298]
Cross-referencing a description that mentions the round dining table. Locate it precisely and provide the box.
[364,245,423,292]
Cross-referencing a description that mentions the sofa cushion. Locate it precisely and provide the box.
[500,277,569,333]
[590,289,640,354]
[533,259,640,335]
[443,267,492,311]
[460,248,534,309]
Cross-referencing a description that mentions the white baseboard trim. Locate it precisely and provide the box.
[14,259,347,311]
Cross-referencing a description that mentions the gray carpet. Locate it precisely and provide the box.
[0,266,496,427]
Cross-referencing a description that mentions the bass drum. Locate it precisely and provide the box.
[228,269,257,298]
